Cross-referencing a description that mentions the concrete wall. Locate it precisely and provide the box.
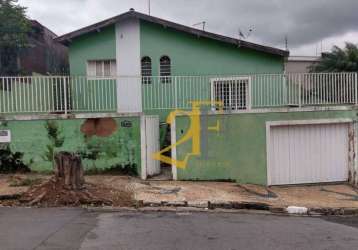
[174,109,358,185]
[0,116,141,174]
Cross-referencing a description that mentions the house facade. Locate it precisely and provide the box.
[56,10,287,115]
[19,20,68,75]
[285,56,321,73]
[0,10,357,187]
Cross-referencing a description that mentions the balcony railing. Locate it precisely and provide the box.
[0,73,357,115]
[142,73,358,111]
[0,76,117,114]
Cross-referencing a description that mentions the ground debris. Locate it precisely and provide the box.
[14,177,134,207]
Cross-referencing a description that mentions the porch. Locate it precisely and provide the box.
[0,72,357,115]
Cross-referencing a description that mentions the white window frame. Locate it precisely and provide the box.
[86,60,117,79]
[210,76,252,111]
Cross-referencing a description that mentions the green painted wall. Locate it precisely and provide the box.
[69,25,116,76]
[0,117,141,174]
[140,21,286,118]
[175,110,358,185]
[67,25,117,111]
[140,21,284,75]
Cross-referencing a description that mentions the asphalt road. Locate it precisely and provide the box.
[0,208,358,250]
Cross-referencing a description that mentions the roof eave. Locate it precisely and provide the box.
[55,11,289,57]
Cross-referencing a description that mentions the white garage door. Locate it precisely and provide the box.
[268,123,349,185]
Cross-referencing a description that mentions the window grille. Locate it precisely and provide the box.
[211,77,250,110]
[141,56,152,84]
[160,56,171,83]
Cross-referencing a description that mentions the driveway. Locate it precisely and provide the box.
[0,207,358,250]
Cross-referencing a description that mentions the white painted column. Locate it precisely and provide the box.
[115,18,142,113]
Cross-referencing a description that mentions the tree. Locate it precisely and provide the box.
[308,43,358,103]
[310,42,358,72]
[0,0,30,75]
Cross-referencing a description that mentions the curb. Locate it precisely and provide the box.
[85,200,358,217]
[0,194,21,200]
[308,207,358,216]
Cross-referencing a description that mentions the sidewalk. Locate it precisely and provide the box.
[1,174,358,215]
[86,176,358,214]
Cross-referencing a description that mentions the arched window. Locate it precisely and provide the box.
[141,56,152,84]
[160,56,171,83]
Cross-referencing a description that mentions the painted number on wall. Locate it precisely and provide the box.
[121,120,133,128]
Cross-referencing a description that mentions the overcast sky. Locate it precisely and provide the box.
[18,0,358,56]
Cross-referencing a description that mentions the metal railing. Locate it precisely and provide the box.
[0,73,357,115]
[0,76,117,114]
[142,73,358,111]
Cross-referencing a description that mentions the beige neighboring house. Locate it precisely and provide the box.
[285,56,321,73]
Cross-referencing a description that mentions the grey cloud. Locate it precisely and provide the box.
[19,0,358,52]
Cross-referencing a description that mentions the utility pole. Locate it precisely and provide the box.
[148,0,151,15]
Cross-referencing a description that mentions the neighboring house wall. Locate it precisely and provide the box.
[174,110,357,185]
[19,20,68,75]
[285,56,321,73]
[0,116,141,173]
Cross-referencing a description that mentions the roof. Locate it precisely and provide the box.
[288,56,321,62]
[55,10,289,57]
[30,20,58,38]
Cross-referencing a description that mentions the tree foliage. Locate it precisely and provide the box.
[311,42,358,72]
[0,0,30,75]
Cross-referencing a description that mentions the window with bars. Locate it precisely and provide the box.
[211,78,250,110]
[141,56,152,84]
[160,56,171,83]
[87,60,116,78]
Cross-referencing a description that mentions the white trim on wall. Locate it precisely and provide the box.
[115,18,142,113]
[171,118,178,180]
[140,115,147,180]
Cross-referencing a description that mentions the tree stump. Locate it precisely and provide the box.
[54,152,84,190]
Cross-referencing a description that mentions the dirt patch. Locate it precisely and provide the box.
[0,175,134,208]
[18,177,134,207]
[0,174,45,198]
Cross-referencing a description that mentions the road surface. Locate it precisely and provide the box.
[0,207,358,250]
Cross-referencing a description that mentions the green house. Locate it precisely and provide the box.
[55,9,288,116]
[1,10,357,187]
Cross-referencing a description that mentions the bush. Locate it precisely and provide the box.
[0,146,30,173]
